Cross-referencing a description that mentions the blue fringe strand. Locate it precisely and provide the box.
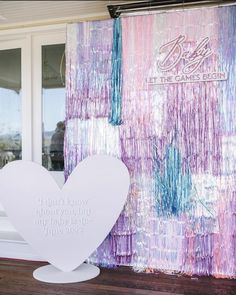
[109,18,123,126]
[154,145,192,216]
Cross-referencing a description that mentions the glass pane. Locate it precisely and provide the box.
[42,44,65,171]
[0,48,21,169]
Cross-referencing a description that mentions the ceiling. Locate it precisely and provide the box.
[2,1,234,30]
[0,1,125,29]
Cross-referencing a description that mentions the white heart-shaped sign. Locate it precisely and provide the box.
[0,155,130,272]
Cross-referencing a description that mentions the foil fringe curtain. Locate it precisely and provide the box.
[65,7,236,278]
[109,18,123,126]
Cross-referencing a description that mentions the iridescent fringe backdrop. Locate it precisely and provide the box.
[65,6,236,278]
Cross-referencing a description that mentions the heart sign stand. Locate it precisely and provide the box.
[33,263,100,283]
[0,155,130,283]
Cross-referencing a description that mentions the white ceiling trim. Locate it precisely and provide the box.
[0,13,109,31]
[0,1,123,30]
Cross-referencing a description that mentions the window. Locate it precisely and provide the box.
[0,28,66,185]
[0,48,22,168]
[42,44,65,171]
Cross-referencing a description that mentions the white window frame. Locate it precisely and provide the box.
[32,31,66,186]
[0,25,66,191]
[0,38,32,163]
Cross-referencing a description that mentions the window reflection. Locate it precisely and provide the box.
[49,121,65,170]
[0,48,21,168]
[42,44,65,171]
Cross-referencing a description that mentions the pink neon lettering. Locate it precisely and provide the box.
[182,37,212,74]
[157,35,185,72]
[157,35,212,74]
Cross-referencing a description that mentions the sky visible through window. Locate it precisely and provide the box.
[0,88,21,135]
[0,87,65,135]
[43,88,65,133]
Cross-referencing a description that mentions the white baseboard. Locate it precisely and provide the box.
[0,231,44,261]
[0,216,18,232]
[0,214,43,261]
